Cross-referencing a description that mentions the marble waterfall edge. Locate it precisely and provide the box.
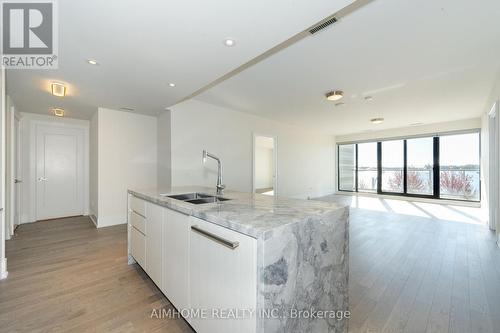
[257,208,349,333]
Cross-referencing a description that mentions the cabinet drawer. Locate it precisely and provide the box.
[130,195,146,217]
[129,210,146,234]
[130,226,146,268]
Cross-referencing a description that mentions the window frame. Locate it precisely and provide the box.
[336,130,481,203]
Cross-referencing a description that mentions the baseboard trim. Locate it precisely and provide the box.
[89,214,98,228]
[0,258,8,280]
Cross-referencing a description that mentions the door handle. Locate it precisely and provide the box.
[191,225,239,249]
[38,177,47,182]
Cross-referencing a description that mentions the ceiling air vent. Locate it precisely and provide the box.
[309,17,337,34]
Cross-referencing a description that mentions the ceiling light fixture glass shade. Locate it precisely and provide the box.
[371,118,384,124]
[223,38,236,47]
[326,90,343,101]
[52,108,64,117]
[168,83,176,87]
[87,59,98,65]
[51,83,66,97]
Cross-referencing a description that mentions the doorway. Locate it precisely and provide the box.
[253,134,277,196]
[35,124,85,220]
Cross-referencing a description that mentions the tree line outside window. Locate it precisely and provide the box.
[337,132,480,202]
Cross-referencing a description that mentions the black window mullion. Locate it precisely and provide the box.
[433,137,440,198]
[377,142,382,194]
[403,140,408,194]
[355,144,359,192]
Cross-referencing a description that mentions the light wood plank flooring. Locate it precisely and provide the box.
[1,201,499,332]
[0,216,193,333]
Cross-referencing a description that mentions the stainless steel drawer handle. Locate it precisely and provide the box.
[191,225,239,250]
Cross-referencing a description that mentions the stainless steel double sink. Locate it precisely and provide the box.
[162,192,231,205]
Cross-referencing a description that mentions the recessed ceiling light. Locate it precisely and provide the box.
[364,96,373,101]
[168,83,176,87]
[223,38,236,47]
[87,59,98,65]
[51,82,66,97]
[371,118,384,124]
[326,90,344,101]
[335,102,345,107]
[52,108,64,117]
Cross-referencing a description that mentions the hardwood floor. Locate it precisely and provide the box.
[1,201,499,332]
[318,194,500,333]
[0,216,193,333]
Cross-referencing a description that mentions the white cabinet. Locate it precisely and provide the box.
[162,209,190,310]
[189,216,257,333]
[129,195,146,268]
[145,202,164,288]
[130,225,146,267]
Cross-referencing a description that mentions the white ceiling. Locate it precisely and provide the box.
[6,0,355,119]
[196,0,500,135]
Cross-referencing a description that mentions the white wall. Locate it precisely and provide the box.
[89,111,98,225]
[336,118,482,143]
[169,99,334,199]
[0,67,7,279]
[19,112,90,224]
[254,146,273,189]
[157,110,171,189]
[481,69,500,241]
[94,108,157,228]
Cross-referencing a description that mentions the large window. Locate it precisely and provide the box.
[381,140,404,193]
[357,142,377,192]
[407,137,434,195]
[337,131,480,202]
[338,144,356,191]
[439,133,480,201]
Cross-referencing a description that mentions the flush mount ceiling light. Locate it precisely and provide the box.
[52,108,64,117]
[371,118,384,124]
[168,82,176,87]
[325,90,344,101]
[51,82,66,97]
[223,38,236,47]
[87,59,98,65]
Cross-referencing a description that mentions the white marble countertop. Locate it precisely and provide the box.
[128,186,347,238]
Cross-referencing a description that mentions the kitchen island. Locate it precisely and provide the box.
[127,186,349,333]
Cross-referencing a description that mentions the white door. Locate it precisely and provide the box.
[36,125,84,220]
[13,116,21,227]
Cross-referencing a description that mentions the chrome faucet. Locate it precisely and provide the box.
[202,150,225,195]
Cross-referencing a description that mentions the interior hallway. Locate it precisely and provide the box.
[0,199,499,332]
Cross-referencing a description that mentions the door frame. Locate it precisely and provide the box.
[14,113,21,228]
[6,107,20,237]
[25,117,89,222]
[252,133,278,195]
[488,101,499,232]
